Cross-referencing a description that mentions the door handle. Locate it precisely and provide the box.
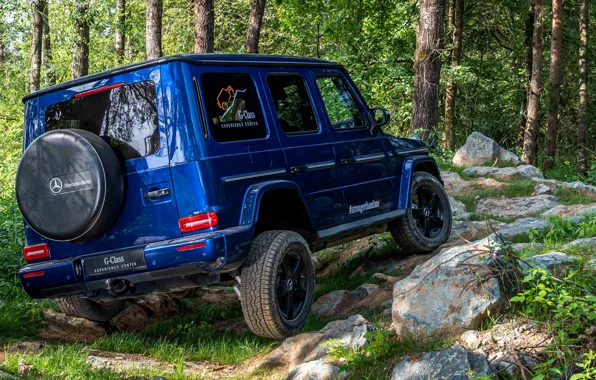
[290,165,308,174]
[341,158,356,165]
[143,188,170,199]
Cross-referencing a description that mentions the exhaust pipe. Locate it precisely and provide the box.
[106,279,129,296]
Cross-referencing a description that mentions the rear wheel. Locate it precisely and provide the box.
[390,172,452,254]
[57,296,124,323]
[240,230,315,339]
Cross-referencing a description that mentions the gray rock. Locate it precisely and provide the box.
[452,132,501,167]
[510,243,544,253]
[562,237,596,250]
[390,344,493,380]
[287,361,347,380]
[351,324,378,350]
[8,342,43,353]
[256,315,375,371]
[498,149,523,166]
[441,171,468,194]
[460,330,481,350]
[543,203,596,218]
[448,220,505,246]
[392,240,504,336]
[0,370,17,379]
[493,218,551,239]
[533,178,596,195]
[477,195,559,218]
[312,284,391,319]
[449,196,470,221]
[533,183,557,196]
[520,251,578,272]
[462,165,543,179]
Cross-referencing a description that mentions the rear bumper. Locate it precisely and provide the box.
[19,225,253,299]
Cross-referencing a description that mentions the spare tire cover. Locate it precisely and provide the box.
[16,129,124,242]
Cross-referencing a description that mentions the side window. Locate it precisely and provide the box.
[46,81,159,160]
[201,73,267,142]
[266,74,318,134]
[316,76,365,130]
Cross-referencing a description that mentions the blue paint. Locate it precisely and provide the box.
[18,54,437,300]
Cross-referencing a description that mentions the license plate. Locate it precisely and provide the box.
[83,249,147,279]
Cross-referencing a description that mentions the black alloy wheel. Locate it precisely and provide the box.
[276,250,308,321]
[411,185,445,239]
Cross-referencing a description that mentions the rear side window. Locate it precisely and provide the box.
[46,81,159,160]
[201,73,267,142]
[266,74,318,134]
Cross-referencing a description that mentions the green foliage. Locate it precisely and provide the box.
[511,267,596,379]
[528,214,596,249]
[323,330,450,380]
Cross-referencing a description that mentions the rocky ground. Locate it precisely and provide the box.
[1,133,596,379]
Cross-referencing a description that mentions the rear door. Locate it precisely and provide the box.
[311,70,395,221]
[261,70,344,229]
[30,66,182,259]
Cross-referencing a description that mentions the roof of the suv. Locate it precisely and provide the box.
[23,54,343,102]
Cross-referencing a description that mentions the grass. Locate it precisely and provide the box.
[331,334,452,380]
[91,301,276,365]
[556,187,596,205]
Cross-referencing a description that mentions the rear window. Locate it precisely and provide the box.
[200,73,267,142]
[45,81,160,160]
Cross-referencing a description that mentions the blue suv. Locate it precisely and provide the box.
[16,54,452,338]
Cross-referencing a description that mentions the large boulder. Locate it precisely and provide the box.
[452,132,521,167]
[312,284,391,319]
[392,239,504,336]
[255,315,375,372]
[448,220,505,246]
[462,165,543,179]
[390,344,493,380]
[492,218,551,239]
[562,237,596,250]
[477,195,559,219]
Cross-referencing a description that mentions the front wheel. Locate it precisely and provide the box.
[240,230,315,339]
[390,171,452,254]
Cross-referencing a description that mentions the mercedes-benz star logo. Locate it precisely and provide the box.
[49,178,63,194]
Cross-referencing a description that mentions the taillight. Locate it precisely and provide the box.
[179,212,219,233]
[23,244,50,261]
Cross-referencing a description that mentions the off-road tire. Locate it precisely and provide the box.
[390,172,452,254]
[57,296,125,323]
[240,230,315,339]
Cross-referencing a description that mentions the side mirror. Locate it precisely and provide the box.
[370,108,391,127]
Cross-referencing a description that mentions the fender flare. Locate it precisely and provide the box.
[397,156,443,209]
[238,180,316,229]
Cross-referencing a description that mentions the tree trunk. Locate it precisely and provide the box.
[442,0,463,150]
[29,0,43,93]
[542,0,563,171]
[41,0,54,86]
[194,0,214,53]
[146,0,163,59]
[410,0,445,141]
[116,0,126,64]
[245,0,266,53]
[522,0,544,165]
[519,5,534,146]
[578,0,589,173]
[71,1,90,80]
